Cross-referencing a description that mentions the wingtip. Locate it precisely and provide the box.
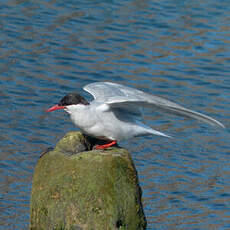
[219,124,225,129]
[219,122,225,129]
[212,120,225,129]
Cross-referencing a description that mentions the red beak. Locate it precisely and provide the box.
[46,104,66,112]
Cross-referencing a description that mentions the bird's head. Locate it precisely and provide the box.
[46,93,89,114]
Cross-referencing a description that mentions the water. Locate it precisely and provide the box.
[0,0,229,229]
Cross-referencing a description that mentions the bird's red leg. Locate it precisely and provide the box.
[95,140,117,150]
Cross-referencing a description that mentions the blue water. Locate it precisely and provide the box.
[0,0,229,229]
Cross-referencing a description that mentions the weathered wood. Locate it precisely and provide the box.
[30,131,146,230]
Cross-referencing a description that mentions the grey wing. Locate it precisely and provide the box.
[84,82,142,102]
[84,82,225,128]
[84,82,142,116]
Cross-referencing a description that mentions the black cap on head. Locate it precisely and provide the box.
[58,93,89,106]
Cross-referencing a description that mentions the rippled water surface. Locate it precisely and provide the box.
[0,0,230,229]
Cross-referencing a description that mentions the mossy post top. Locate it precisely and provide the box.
[30,131,146,230]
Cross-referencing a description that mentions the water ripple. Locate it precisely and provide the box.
[0,0,230,229]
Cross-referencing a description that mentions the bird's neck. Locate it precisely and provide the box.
[65,104,88,114]
[66,104,93,129]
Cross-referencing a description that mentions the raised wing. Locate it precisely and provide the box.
[84,82,225,128]
[84,82,142,101]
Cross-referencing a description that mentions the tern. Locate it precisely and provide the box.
[47,82,224,149]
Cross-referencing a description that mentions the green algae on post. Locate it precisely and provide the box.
[30,132,146,230]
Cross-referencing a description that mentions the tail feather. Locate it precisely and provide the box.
[146,128,172,138]
[135,121,172,138]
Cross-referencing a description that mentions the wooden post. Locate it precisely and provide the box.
[30,132,146,230]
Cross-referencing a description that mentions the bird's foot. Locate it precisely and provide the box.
[94,140,117,150]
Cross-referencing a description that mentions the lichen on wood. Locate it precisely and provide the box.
[30,131,146,230]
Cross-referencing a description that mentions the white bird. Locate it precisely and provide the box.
[47,82,224,149]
